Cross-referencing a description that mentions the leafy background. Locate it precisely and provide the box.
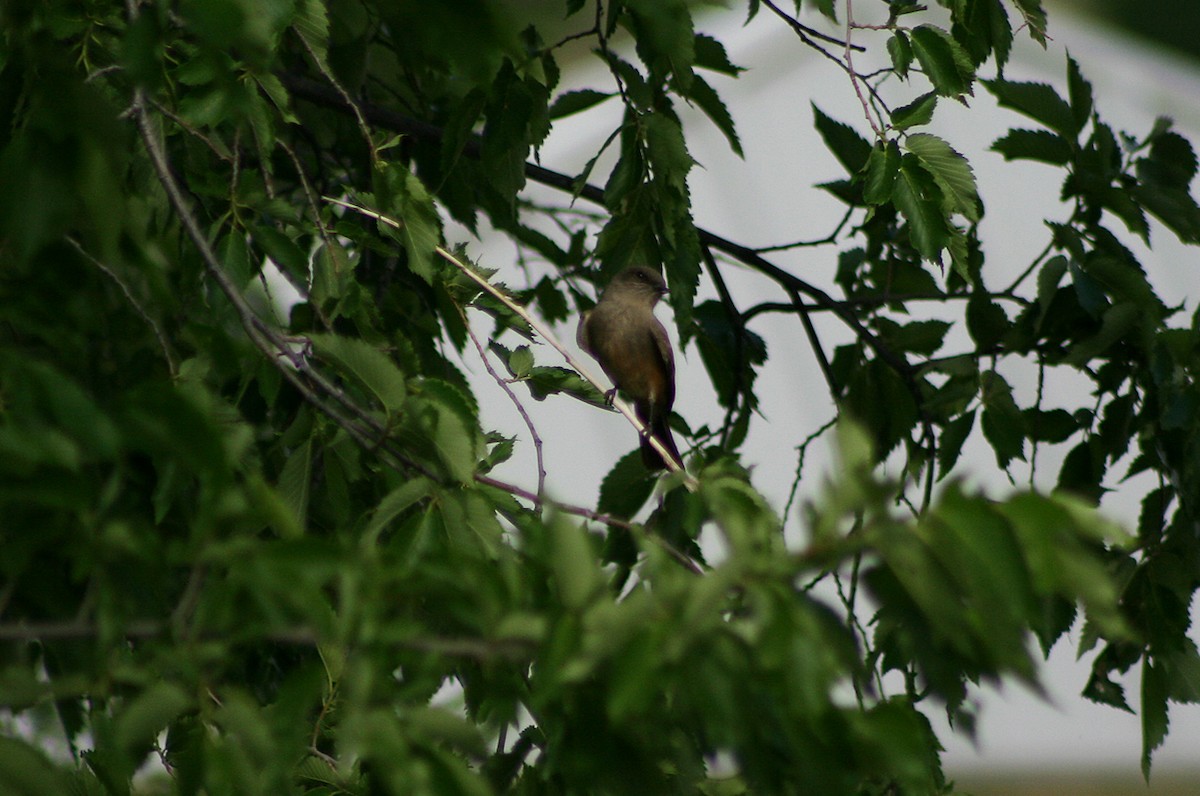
[1,1,1199,794]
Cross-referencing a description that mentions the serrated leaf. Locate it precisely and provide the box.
[983,79,1077,139]
[690,73,743,157]
[888,31,913,78]
[364,477,434,542]
[863,141,901,206]
[508,345,534,378]
[1011,0,1048,46]
[1142,659,1169,780]
[1062,303,1140,366]
[987,0,1015,69]
[624,0,696,90]
[408,393,477,483]
[1023,408,1077,443]
[905,133,980,221]
[1037,254,1068,316]
[966,293,1008,349]
[253,225,309,284]
[891,92,937,131]
[813,104,873,176]
[1144,124,1198,188]
[1066,55,1093,133]
[598,450,658,519]
[910,25,974,98]
[992,128,1072,165]
[693,33,743,76]
[937,410,976,478]
[645,111,693,194]
[1132,180,1200,244]
[548,89,614,120]
[277,437,313,533]
[311,334,407,414]
[376,167,443,282]
[549,515,602,609]
[980,371,1025,468]
[893,156,949,262]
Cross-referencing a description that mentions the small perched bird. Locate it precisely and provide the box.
[577,265,682,470]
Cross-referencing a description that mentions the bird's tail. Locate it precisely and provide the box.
[638,404,682,471]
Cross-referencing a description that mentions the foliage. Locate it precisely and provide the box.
[1,0,1198,793]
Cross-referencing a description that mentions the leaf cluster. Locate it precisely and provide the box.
[1,1,1199,794]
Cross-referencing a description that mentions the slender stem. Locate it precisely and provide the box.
[463,308,548,502]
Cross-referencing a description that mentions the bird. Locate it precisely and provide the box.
[577,265,683,471]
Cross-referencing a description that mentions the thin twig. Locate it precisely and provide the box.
[781,417,837,526]
[758,0,866,53]
[752,206,856,253]
[462,308,548,501]
[65,236,179,377]
[844,0,885,139]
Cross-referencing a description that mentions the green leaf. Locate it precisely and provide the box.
[624,0,696,90]
[891,92,937,131]
[893,156,949,262]
[1011,0,1049,46]
[253,225,309,284]
[983,79,1078,139]
[992,128,1073,165]
[1037,254,1068,317]
[863,141,901,205]
[277,438,313,533]
[598,450,658,519]
[1142,123,1198,188]
[966,293,1008,349]
[937,410,976,478]
[549,515,602,610]
[699,467,780,553]
[887,31,913,78]
[292,0,330,65]
[813,104,873,175]
[690,74,743,157]
[694,33,743,76]
[904,132,980,221]
[694,299,767,410]
[980,371,1025,468]
[1062,303,1140,366]
[1142,658,1169,780]
[508,345,534,379]
[876,317,951,355]
[1066,55,1093,133]
[1023,408,1077,443]
[364,476,434,543]
[645,111,693,195]
[0,737,71,795]
[408,381,480,482]
[809,0,838,21]
[1164,642,1200,703]
[910,25,974,97]
[116,682,192,759]
[311,334,407,414]
[548,89,614,120]
[374,167,443,282]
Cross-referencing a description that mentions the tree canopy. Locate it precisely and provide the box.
[1,0,1199,793]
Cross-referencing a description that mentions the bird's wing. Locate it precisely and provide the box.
[650,317,676,410]
[576,310,592,354]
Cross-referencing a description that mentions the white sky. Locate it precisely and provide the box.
[460,2,1200,777]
